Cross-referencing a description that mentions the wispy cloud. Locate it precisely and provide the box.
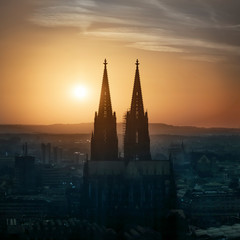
[29,0,240,62]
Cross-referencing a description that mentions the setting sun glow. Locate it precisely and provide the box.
[73,85,88,100]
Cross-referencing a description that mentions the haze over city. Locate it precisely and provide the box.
[0,0,240,127]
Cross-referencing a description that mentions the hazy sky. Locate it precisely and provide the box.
[0,0,240,127]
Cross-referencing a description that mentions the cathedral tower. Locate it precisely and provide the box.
[124,60,151,160]
[91,59,118,161]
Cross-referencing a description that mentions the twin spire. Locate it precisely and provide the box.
[98,59,113,118]
[91,59,151,161]
[131,59,145,119]
[98,58,144,119]
[125,59,151,161]
[91,59,118,161]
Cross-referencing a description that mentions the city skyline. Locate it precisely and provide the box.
[0,0,240,128]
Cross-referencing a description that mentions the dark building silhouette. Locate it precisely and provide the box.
[14,143,35,193]
[53,146,58,163]
[91,59,118,161]
[53,146,62,164]
[41,143,46,164]
[124,60,151,160]
[46,143,51,163]
[41,142,51,164]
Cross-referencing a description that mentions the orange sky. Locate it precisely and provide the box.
[0,0,240,127]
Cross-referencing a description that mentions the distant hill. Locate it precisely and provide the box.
[148,123,240,135]
[0,124,93,134]
[0,123,239,136]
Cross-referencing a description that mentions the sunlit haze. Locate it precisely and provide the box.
[0,0,239,128]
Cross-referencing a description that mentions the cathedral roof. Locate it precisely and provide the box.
[88,161,124,176]
[87,160,170,177]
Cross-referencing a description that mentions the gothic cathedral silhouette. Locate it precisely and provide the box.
[91,59,151,161]
[91,59,118,161]
[124,60,151,161]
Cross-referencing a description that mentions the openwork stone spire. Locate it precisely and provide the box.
[91,60,118,161]
[98,59,113,118]
[124,60,151,161]
[130,59,144,118]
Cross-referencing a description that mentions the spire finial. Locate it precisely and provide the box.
[104,59,108,67]
[136,59,139,67]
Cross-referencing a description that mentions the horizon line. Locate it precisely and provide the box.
[0,122,239,130]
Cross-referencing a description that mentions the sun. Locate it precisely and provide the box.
[73,85,88,100]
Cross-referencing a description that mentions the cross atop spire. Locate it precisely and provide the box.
[136,59,139,67]
[104,59,108,67]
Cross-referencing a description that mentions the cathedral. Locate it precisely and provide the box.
[82,60,176,230]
